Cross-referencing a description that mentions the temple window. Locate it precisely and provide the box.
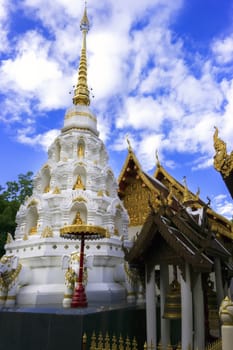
[55,142,61,162]
[73,211,83,225]
[73,175,85,190]
[70,204,87,225]
[41,167,51,193]
[27,207,39,235]
[73,166,86,190]
[114,209,121,236]
[106,171,114,197]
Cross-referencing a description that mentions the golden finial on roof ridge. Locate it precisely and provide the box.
[73,4,90,106]
[182,176,191,203]
[182,176,200,204]
[195,186,200,200]
[126,135,132,152]
[155,150,160,167]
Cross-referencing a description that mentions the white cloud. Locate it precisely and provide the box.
[212,194,233,220]
[136,132,164,171]
[1,0,233,176]
[17,127,60,151]
[191,156,214,171]
[0,0,10,52]
[88,31,130,101]
[0,30,73,119]
[212,36,233,64]
[175,72,223,113]
[1,34,61,92]
[117,96,165,131]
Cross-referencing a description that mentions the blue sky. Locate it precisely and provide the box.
[0,0,233,218]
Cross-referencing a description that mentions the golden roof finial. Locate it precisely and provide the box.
[126,135,132,152]
[155,150,160,167]
[195,187,200,200]
[182,176,191,203]
[73,3,90,106]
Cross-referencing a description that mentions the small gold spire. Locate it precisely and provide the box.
[195,186,200,200]
[182,176,191,203]
[155,150,160,167]
[73,5,90,106]
[126,135,132,151]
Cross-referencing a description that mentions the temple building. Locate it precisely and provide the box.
[119,145,233,349]
[0,5,233,350]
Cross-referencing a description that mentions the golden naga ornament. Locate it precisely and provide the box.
[213,127,233,178]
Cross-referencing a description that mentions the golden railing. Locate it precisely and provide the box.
[205,339,222,350]
[157,342,181,350]
[82,333,181,350]
[82,333,139,350]
[82,333,222,350]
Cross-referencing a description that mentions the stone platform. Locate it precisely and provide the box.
[0,303,146,350]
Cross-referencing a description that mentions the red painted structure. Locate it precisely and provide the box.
[71,235,87,308]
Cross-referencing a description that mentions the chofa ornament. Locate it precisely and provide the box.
[213,127,233,178]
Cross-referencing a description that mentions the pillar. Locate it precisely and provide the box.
[180,262,193,350]
[193,273,205,350]
[160,261,170,348]
[145,265,156,348]
[214,257,224,306]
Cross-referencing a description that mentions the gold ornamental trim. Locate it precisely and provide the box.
[72,196,87,203]
[63,294,72,299]
[60,224,106,237]
[65,111,96,122]
[163,312,181,319]
[6,296,16,300]
[27,199,38,208]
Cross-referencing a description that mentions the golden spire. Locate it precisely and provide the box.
[73,5,90,106]
[182,176,191,203]
[126,135,132,152]
[155,150,160,167]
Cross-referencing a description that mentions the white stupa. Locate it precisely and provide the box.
[3,7,130,307]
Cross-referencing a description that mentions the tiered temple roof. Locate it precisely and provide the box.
[119,145,233,276]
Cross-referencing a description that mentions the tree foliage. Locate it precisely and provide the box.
[0,171,33,256]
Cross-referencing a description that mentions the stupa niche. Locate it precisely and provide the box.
[1,6,133,308]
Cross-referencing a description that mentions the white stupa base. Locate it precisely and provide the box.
[16,284,64,306]
[4,238,130,307]
[86,282,126,304]
[16,282,126,307]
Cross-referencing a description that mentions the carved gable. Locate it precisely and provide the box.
[123,176,151,227]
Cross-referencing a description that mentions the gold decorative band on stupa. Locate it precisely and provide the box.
[73,6,90,106]
[60,224,106,239]
[65,110,96,122]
